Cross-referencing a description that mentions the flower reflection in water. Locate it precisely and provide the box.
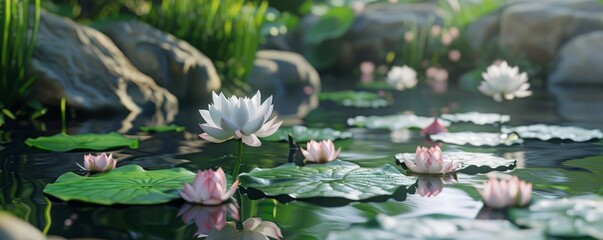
[416,174,457,198]
[178,202,239,238]
[206,217,283,240]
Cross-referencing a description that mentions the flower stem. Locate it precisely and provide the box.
[232,139,244,178]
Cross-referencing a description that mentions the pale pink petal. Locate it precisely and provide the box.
[220,179,240,202]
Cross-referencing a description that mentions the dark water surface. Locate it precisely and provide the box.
[1,82,602,239]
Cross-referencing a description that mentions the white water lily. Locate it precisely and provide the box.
[199,91,282,147]
[478,61,532,102]
[386,65,417,90]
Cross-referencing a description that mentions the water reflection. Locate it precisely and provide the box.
[178,202,239,238]
[206,217,283,240]
[415,174,457,198]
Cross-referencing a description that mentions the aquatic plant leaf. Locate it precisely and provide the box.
[262,125,352,142]
[441,112,510,125]
[25,132,139,152]
[327,215,544,240]
[44,165,195,205]
[304,7,354,44]
[239,161,416,200]
[430,132,523,146]
[502,124,603,142]
[347,114,450,130]
[509,195,603,238]
[320,91,389,108]
[140,124,185,133]
[395,151,516,174]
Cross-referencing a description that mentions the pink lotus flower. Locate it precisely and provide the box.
[421,118,448,136]
[180,168,239,205]
[301,140,341,164]
[206,218,283,240]
[79,153,116,173]
[178,203,239,238]
[416,174,456,197]
[403,146,460,174]
[478,175,532,209]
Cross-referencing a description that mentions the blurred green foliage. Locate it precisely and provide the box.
[144,0,268,95]
[0,0,41,126]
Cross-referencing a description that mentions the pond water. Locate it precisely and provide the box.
[1,81,602,239]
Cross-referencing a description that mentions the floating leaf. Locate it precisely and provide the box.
[327,215,544,240]
[441,112,510,125]
[262,125,352,142]
[320,91,389,108]
[430,132,523,146]
[140,124,185,133]
[357,81,396,90]
[502,124,603,142]
[347,114,450,130]
[44,165,195,205]
[25,132,139,152]
[239,161,416,200]
[509,196,603,238]
[395,151,516,174]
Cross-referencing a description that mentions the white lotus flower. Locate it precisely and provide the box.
[386,65,417,90]
[478,61,532,102]
[199,91,282,147]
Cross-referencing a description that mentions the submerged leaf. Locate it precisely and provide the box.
[239,161,416,200]
[502,124,603,142]
[262,125,352,142]
[44,165,196,205]
[140,124,185,133]
[395,151,516,174]
[348,114,450,130]
[430,132,523,146]
[25,132,139,152]
[441,112,510,125]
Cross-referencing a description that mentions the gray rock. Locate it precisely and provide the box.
[29,11,177,120]
[246,50,320,118]
[101,21,221,103]
[549,31,603,85]
[467,0,603,64]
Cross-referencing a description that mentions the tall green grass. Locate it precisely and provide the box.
[0,0,41,125]
[144,0,268,95]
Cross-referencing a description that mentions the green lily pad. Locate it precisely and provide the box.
[239,161,416,200]
[509,195,603,238]
[347,114,450,130]
[25,132,139,152]
[140,124,185,133]
[320,91,389,108]
[327,215,544,240]
[430,132,523,146]
[395,151,517,174]
[502,124,603,142]
[262,125,352,142]
[441,112,510,125]
[44,165,195,205]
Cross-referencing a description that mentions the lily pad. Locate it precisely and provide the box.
[44,165,195,205]
[430,132,523,146]
[395,151,517,174]
[262,125,352,142]
[140,124,185,133]
[509,195,603,238]
[25,132,139,152]
[502,124,603,142]
[239,161,416,200]
[327,215,544,240]
[320,91,389,108]
[441,112,510,125]
[347,114,450,130]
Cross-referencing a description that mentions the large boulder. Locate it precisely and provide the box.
[101,21,221,103]
[549,31,603,85]
[29,11,177,119]
[467,0,603,64]
[246,50,320,119]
